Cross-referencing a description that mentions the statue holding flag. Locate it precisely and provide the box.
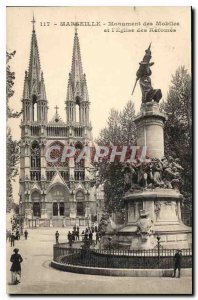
[132,44,162,104]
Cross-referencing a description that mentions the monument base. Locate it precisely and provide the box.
[103,189,192,250]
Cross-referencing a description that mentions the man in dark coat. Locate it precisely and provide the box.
[96,232,100,244]
[10,248,23,284]
[24,230,28,240]
[89,231,93,244]
[55,230,59,244]
[68,231,72,247]
[173,249,182,278]
[10,232,15,247]
[16,230,20,240]
[71,231,75,242]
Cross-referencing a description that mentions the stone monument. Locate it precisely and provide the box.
[114,45,192,249]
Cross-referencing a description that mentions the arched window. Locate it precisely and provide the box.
[76,96,81,123]
[32,94,37,122]
[76,191,85,216]
[31,141,40,169]
[32,191,41,217]
[30,141,41,181]
[47,141,68,167]
[76,104,80,122]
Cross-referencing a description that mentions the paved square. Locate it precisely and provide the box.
[7,228,192,295]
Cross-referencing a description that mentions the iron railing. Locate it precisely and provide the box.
[53,245,192,269]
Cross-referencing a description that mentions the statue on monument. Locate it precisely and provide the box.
[132,44,162,104]
[121,156,183,191]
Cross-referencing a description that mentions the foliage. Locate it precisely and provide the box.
[96,101,137,215]
[96,108,122,145]
[120,100,137,145]
[96,101,136,146]
[160,66,192,211]
[6,128,20,212]
[6,51,22,212]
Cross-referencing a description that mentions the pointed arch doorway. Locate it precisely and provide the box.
[47,184,69,217]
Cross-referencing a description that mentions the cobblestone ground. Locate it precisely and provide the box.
[6,228,192,295]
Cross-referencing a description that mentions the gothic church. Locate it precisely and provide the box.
[19,18,97,227]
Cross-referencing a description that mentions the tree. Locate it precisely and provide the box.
[6,51,22,118]
[120,100,136,145]
[160,66,192,214]
[6,128,20,212]
[96,108,122,145]
[96,101,137,217]
[6,51,22,212]
[96,101,136,146]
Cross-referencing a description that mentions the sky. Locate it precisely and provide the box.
[6,6,191,202]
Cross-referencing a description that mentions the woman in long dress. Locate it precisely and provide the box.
[10,248,23,284]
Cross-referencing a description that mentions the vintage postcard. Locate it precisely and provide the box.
[6,6,192,295]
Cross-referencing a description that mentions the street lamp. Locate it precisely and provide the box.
[19,198,24,235]
[157,236,161,267]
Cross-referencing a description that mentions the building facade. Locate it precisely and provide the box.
[19,20,97,227]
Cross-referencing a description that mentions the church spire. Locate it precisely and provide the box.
[66,28,90,126]
[22,16,48,124]
[66,28,89,103]
[28,15,41,96]
[71,27,84,86]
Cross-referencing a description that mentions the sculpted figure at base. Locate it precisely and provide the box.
[122,156,183,191]
[136,210,154,240]
[122,162,136,190]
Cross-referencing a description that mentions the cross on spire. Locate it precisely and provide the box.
[31,14,36,31]
[54,105,59,114]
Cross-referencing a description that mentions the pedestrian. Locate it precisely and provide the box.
[10,232,15,247]
[10,248,23,285]
[89,231,93,244]
[75,230,79,241]
[72,231,75,242]
[55,230,59,244]
[173,249,182,278]
[68,231,72,247]
[96,232,100,244]
[84,232,88,241]
[24,230,28,240]
[16,230,20,240]
[81,230,85,241]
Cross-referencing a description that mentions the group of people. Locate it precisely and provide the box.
[55,225,101,247]
[7,215,29,247]
[7,229,29,247]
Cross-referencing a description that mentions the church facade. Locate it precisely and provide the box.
[19,19,97,227]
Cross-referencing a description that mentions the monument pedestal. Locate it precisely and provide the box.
[134,102,166,159]
[114,102,192,250]
[118,189,192,249]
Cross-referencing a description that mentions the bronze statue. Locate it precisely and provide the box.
[132,44,162,104]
